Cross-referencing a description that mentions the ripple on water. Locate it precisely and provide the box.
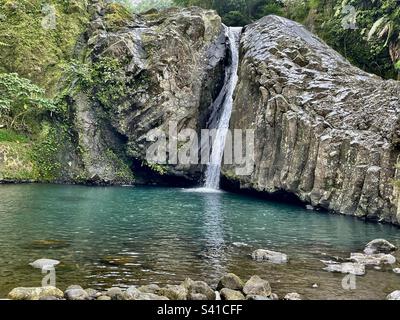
[0,184,399,299]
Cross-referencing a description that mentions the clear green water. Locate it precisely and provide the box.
[1,184,400,299]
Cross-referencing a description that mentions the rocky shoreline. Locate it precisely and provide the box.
[5,239,400,301]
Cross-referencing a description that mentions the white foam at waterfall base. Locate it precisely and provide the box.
[203,27,242,190]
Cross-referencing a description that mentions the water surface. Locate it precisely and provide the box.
[0,184,399,299]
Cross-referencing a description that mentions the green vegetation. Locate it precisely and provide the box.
[172,0,400,79]
[0,73,56,132]
[0,129,29,143]
[0,0,90,94]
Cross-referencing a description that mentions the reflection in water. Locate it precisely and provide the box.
[1,184,400,299]
[200,192,226,276]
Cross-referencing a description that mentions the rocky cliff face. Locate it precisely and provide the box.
[222,15,400,224]
[68,3,227,184]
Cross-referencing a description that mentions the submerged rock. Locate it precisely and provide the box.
[222,15,400,225]
[252,249,288,264]
[321,260,365,276]
[364,239,397,255]
[8,287,64,300]
[243,276,271,297]
[29,240,70,250]
[217,273,244,291]
[220,288,245,300]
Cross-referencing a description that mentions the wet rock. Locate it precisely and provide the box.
[85,288,100,298]
[222,15,400,225]
[138,284,161,294]
[8,287,64,300]
[220,288,245,300]
[243,276,271,297]
[217,273,244,291]
[182,279,216,300]
[66,285,83,291]
[393,268,400,274]
[350,253,396,266]
[364,239,397,255]
[270,293,279,300]
[64,288,89,300]
[97,295,112,300]
[252,249,288,264]
[124,286,167,300]
[321,260,365,276]
[106,287,125,300]
[386,291,400,300]
[284,293,302,300]
[158,285,188,300]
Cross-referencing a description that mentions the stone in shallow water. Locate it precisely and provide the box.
[182,279,216,300]
[321,260,365,276]
[106,287,125,300]
[138,284,161,294]
[158,285,188,300]
[8,287,64,300]
[217,273,244,291]
[251,249,288,264]
[284,293,301,300]
[29,240,70,249]
[393,268,400,274]
[220,288,245,301]
[350,253,396,266]
[64,288,89,300]
[243,275,271,297]
[364,239,397,255]
[386,291,400,300]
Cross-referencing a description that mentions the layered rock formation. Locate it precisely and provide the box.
[222,15,400,224]
[68,2,227,184]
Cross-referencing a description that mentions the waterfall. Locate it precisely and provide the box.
[204,27,242,190]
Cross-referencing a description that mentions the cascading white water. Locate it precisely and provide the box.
[204,27,242,190]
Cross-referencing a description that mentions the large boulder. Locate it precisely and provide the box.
[8,287,64,300]
[68,5,228,184]
[222,15,400,224]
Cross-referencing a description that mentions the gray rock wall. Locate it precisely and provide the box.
[222,16,400,224]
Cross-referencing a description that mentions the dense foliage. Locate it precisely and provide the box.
[171,0,400,79]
